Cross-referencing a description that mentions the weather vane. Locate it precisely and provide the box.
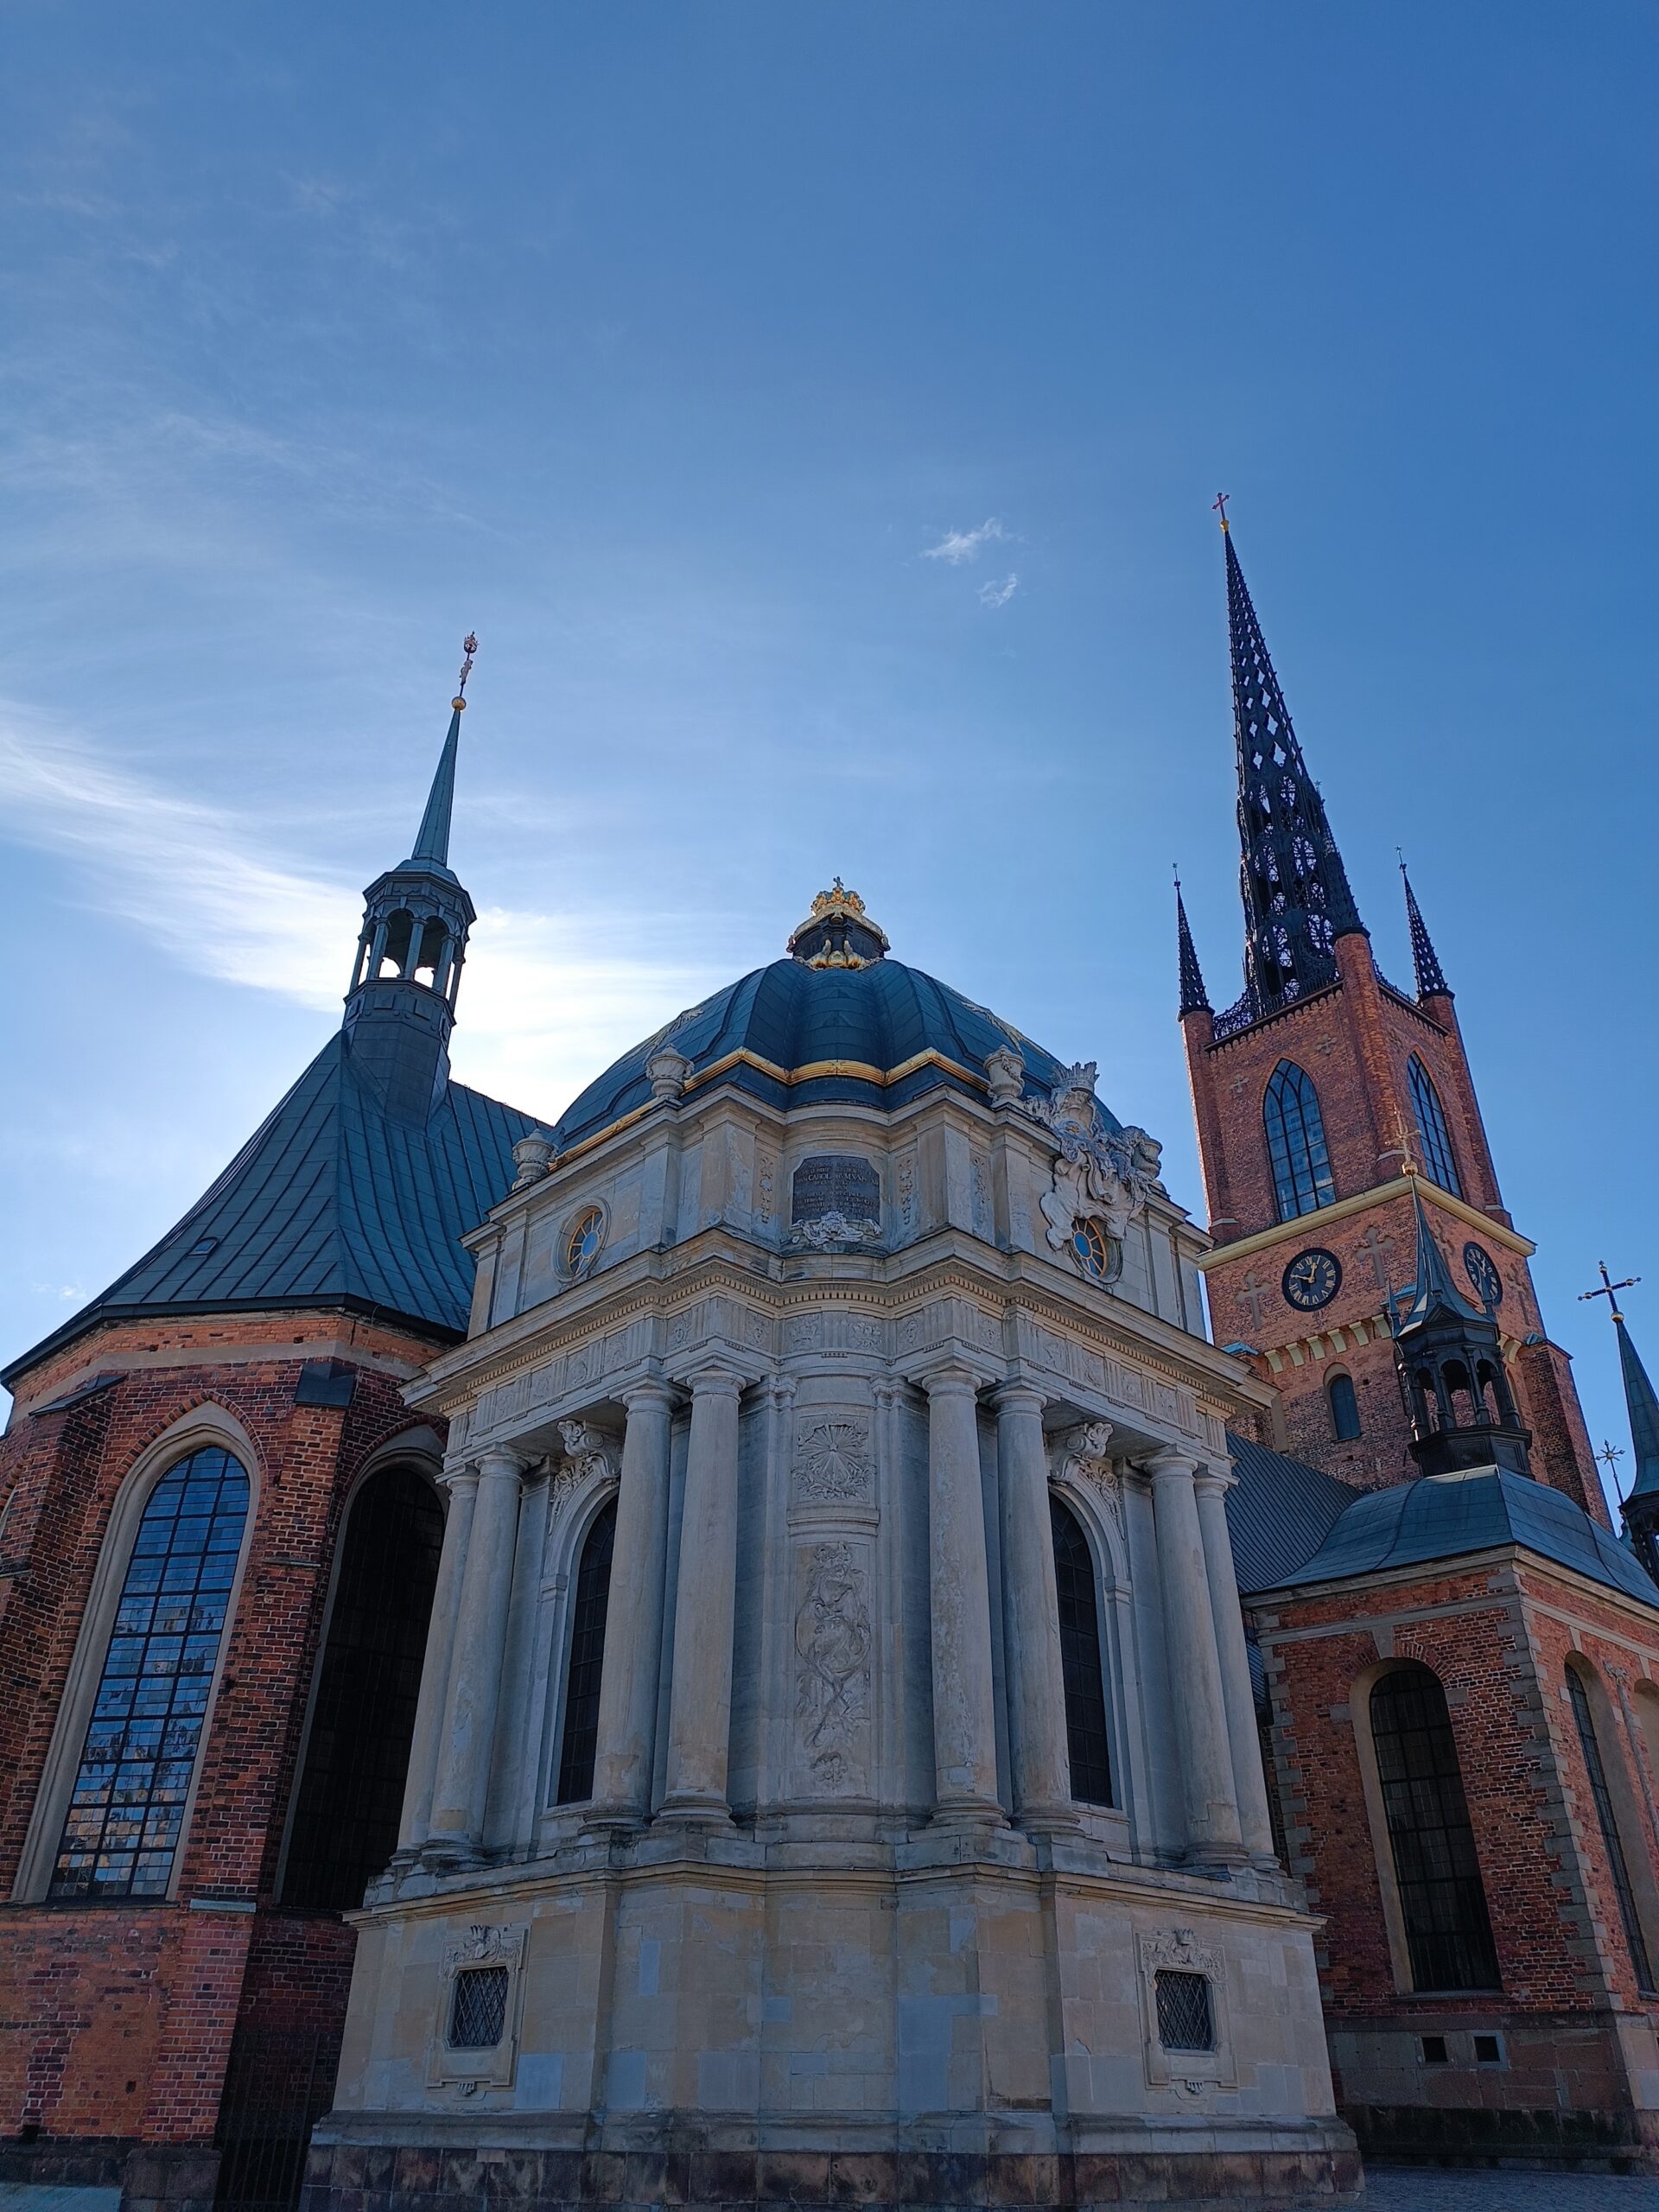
[1580,1261,1640,1325]
[1212,492,1230,531]
[453,632,479,711]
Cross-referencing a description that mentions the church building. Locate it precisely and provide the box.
[3,530,1659,2212]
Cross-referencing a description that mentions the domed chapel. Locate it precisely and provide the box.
[7,527,1659,2212]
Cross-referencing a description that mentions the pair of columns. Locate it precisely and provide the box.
[398,1364,1273,1866]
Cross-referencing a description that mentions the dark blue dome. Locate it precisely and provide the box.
[552,953,1118,1154]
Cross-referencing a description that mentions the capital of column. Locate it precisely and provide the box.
[685,1365,745,1401]
[918,1361,988,1402]
[1143,1448,1199,1484]
[766,1375,798,1412]
[1192,1457,1238,1497]
[992,1382,1047,1419]
[475,1445,529,1484]
[438,1459,480,1496]
[619,1376,678,1414]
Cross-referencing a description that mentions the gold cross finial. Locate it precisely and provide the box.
[1212,492,1230,533]
[1580,1261,1641,1325]
[453,632,478,712]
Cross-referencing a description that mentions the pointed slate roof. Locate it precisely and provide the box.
[1177,883,1211,1016]
[1616,1315,1659,1503]
[407,704,461,879]
[1396,1183,1486,1333]
[3,1035,537,1386]
[1402,861,1450,998]
[1224,521,1365,1019]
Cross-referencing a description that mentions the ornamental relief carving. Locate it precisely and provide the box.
[1017,1061,1164,1278]
[550,1420,617,1506]
[793,1415,874,1503]
[794,1541,873,1791]
[1053,1420,1123,1535]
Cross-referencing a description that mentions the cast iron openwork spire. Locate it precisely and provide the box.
[1221,510,1364,1029]
[1400,856,1450,1000]
[342,636,480,1121]
[1175,874,1211,1015]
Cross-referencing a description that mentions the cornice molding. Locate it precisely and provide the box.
[1197,1176,1535,1272]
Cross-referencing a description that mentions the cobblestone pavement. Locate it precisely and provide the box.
[1361,2165,1659,2207]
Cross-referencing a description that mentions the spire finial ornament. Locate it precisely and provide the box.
[1212,491,1230,532]
[1581,1260,1641,1326]
[786,882,891,969]
[453,632,478,713]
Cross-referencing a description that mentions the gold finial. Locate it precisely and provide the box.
[787,880,890,968]
[452,631,478,712]
[1212,491,1230,533]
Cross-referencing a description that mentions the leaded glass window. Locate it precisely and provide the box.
[1263,1060,1336,1222]
[1408,1056,1462,1198]
[1051,1497,1113,1807]
[448,1966,509,2049]
[50,1446,250,1900]
[1567,1667,1656,1994]
[1369,1665,1499,1991]
[556,1497,617,1805]
[282,1465,443,1910]
[1154,1969,1214,2051]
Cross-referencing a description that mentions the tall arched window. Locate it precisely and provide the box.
[282,1465,444,1910]
[49,1445,250,1900]
[1263,1060,1336,1222]
[1327,1372,1362,1441]
[1407,1056,1462,1198]
[1567,1664,1656,1994]
[1051,1497,1113,1807]
[1369,1664,1498,1990]
[556,1497,617,1805]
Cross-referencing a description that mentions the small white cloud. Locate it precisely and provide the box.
[922,518,1007,566]
[978,573,1019,610]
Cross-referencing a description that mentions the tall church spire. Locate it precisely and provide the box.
[342,638,480,1122]
[1400,858,1450,1000]
[1223,512,1364,1018]
[1176,878,1211,1015]
[1580,1265,1659,1580]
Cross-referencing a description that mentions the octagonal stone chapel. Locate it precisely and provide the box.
[304,882,1352,2208]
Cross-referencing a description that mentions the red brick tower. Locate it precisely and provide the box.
[0,646,534,2212]
[1179,518,1604,1519]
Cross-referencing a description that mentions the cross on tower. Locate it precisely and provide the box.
[1580,1261,1641,1325]
[1236,1270,1269,1333]
[1212,491,1230,531]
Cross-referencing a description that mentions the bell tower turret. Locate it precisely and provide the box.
[342,636,480,1123]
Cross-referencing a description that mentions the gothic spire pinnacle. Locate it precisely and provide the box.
[407,633,477,873]
[1175,874,1211,1015]
[1581,1266,1659,1504]
[1224,519,1365,1018]
[1399,855,1450,1000]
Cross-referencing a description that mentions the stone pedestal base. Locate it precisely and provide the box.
[302,2123,1362,2212]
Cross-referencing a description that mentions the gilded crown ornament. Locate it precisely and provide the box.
[786,879,892,969]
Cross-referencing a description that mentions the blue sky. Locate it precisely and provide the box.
[3,4,1655,1501]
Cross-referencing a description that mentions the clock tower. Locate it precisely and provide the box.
[1179,515,1605,1518]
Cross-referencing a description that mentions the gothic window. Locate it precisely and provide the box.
[1263,1060,1336,1222]
[1327,1372,1362,1442]
[1369,1664,1499,1991]
[1050,1497,1113,1806]
[49,1446,250,1900]
[556,1497,617,1805]
[282,1465,444,1910]
[1567,1665,1657,1994]
[1408,1056,1462,1198]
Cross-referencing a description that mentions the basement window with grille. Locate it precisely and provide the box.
[448,1967,509,2050]
[1154,1971,1215,2053]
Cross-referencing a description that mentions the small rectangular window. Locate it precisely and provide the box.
[1154,1970,1214,2053]
[448,1966,509,2050]
[1473,2033,1503,2065]
[1420,2034,1449,2065]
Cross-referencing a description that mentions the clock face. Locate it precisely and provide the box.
[1282,1248,1341,1312]
[1463,1243,1503,1310]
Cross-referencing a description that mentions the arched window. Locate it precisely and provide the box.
[1050,1497,1113,1807]
[1408,1056,1462,1198]
[1263,1060,1336,1222]
[1327,1372,1362,1441]
[49,1445,250,1900]
[282,1465,444,1910]
[1567,1665,1656,1994]
[556,1497,617,1805]
[378,909,415,980]
[1369,1664,1499,1991]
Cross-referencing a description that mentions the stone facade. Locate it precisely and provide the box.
[308,1049,1357,2209]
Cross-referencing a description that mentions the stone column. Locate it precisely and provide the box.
[994,1385,1075,1832]
[1146,1449,1245,1865]
[1193,1460,1278,1864]
[924,1366,1003,1823]
[425,1446,526,1857]
[585,1380,677,1828]
[395,1464,478,1855]
[661,1368,744,1821]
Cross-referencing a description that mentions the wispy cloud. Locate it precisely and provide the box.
[921,517,1007,565]
[978,573,1019,609]
[0,706,724,1124]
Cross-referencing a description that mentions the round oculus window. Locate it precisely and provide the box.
[563,1206,606,1276]
[1463,1243,1503,1310]
[1282,1248,1341,1311]
[1071,1217,1117,1284]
